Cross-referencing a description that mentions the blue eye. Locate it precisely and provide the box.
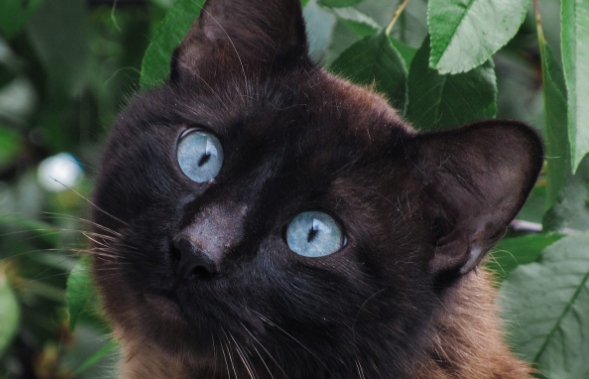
[177,129,224,183]
[286,211,346,257]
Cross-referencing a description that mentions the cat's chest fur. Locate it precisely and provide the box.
[91,0,543,378]
[115,272,531,379]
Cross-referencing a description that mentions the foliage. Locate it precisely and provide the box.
[561,0,589,172]
[0,0,587,378]
[331,32,408,111]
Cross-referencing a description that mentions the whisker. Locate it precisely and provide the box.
[219,336,233,379]
[351,288,385,339]
[229,331,258,379]
[0,229,59,240]
[251,310,329,371]
[42,212,123,237]
[48,178,128,227]
[239,321,279,379]
[356,359,366,379]
[222,328,240,379]
[212,333,219,378]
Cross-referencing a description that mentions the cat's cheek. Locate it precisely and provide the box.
[143,294,184,322]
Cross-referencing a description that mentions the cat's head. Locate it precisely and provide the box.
[92,0,543,376]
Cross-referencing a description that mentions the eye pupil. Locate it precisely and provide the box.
[307,227,319,243]
[177,129,224,183]
[198,152,211,167]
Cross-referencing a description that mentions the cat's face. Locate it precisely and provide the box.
[92,0,543,376]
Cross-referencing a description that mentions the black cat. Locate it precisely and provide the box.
[92,0,542,377]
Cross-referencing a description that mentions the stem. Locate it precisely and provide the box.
[385,0,411,36]
[111,0,122,32]
[532,0,546,45]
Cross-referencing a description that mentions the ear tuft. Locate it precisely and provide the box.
[414,121,544,277]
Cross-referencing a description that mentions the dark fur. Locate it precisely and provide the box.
[92,0,543,377]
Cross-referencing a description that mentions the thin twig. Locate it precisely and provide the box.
[532,0,546,44]
[385,0,411,36]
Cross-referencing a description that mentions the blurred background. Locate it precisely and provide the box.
[0,0,562,378]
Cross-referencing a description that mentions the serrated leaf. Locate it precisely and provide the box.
[562,0,589,173]
[140,0,206,88]
[538,39,570,211]
[67,255,99,330]
[389,37,417,70]
[428,0,529,74]
[330,7,379,38]
[488,233,564,284]
[0,271,19,357]
[0,0,43,41]
[331,32,407,111]
[500,232,589,379]
[318,0,364,8]
[405,36,496,131]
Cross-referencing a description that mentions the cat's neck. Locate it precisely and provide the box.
[116,270,532,379]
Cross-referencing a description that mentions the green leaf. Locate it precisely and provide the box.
[67,255,99,330]
[428,0,530,74]
[538,39,570,211]
[517,183,547,224]
[318,0,364,8]
[487,233,564,284]
[0,213,59,246]
[543,155,589,232]
[331,32,407,111]
[0,0,43,41]
[0,63,16,89]
[301,0,311,8]
[562,0,589,173]
[500,232,589,379]
[0,126,22,171]
[304,0,337,58]
[330,7,379,38]
[405,36,497,131]
[73,339,118,375]
[140,0,206,88]
[389,37,417,70]
[0,271,19,357]
[27,0,90,97]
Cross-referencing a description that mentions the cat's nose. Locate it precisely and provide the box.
[173,237,219,279]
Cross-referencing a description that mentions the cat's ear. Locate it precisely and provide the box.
[171,0,308,82]
[413,121,543,276]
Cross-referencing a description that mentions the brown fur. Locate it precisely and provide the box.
[114,269,533,379]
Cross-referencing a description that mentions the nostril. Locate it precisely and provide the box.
[172,237,218,280]
[190,266,214,280]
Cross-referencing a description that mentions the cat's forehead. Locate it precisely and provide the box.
[166,67,414,149]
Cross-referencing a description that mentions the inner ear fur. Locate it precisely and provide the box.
[171,0,308,82]
[413,120,544,276]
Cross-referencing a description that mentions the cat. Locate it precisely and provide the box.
[91,0,543,378]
